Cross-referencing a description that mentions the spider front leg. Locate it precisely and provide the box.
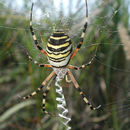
[26,51,52,68]
[67,70,101,110]
[71,0,88,59]
[22,71,55,100]
[30,3,47,55]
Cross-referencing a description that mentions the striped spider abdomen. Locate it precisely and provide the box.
[46,30,73,68]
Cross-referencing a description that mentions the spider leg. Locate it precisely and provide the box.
[22,71,55,100]
[67,70,101,110]
[67,54,96,70]
[26,51,52,68]
[30,3,47,55]
[70,0,88,59]
[65,75,72,83]
[42,75,56,115]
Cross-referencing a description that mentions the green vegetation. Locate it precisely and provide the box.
[0,0,130,129]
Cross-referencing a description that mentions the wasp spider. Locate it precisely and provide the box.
[23,0,101,115]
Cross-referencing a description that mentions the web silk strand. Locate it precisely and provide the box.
[55,76,71,130]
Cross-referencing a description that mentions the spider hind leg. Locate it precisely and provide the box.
[22,71,55,100]
[67,70,101,110]
[42,75,56,116]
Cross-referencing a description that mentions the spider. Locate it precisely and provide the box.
[23,0,101,115]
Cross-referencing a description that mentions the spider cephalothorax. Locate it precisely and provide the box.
[23,0,101,115]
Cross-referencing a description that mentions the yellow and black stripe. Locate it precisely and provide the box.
[46,31,72,68]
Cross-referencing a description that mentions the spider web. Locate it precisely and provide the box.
[0,0,130,129]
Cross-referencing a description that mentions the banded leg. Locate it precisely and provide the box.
[26,51,52,68]
[67,70,101,110]
[71,0,88,59]
[67,54,96,70]
[30,3,47,55]
[42,75,56,115]
[22,71,55,100]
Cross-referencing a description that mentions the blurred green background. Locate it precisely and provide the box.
[0,0,130,129]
